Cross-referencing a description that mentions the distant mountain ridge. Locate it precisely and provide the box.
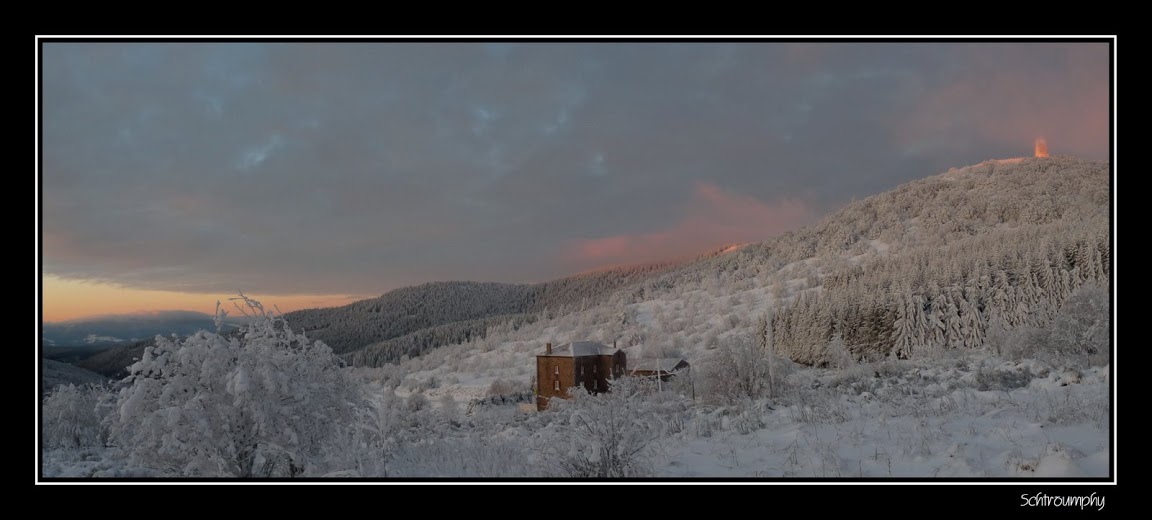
[285,263,677,363]
[42,310,244,347]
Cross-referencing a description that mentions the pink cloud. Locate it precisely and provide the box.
[562,182,812,268]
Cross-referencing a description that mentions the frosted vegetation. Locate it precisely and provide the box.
[40,157,1111,478]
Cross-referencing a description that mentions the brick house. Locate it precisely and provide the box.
[535,341,626,410]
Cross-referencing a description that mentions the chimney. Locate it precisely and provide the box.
[614,340,617,349]
[546,342,552,355]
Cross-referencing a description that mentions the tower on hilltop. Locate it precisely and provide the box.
[1035,138,1049,158]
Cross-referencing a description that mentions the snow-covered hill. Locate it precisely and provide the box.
[41,359,108,391]
[381,156,1109,397]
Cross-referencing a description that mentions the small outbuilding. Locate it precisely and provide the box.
[628,357,690,382]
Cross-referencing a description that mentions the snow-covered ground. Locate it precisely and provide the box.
[42,352,1108,478]
[652,358,1108,477]
[404,353,1109,478]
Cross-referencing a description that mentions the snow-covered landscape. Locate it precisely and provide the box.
[40,157,1112,480]
[40,333,1111,479]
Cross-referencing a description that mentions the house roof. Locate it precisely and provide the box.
[629,358,688,373]
[543,341,616,357]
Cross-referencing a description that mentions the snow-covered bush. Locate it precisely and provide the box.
[345,387,411,477]
[532,377,665,478]
[1045,282,1110,367]
[405,391,429,413]
[825,332,854,369]
[486,378,521,397]
[41,383,110,449]
[439,393,459,424]
[1001,282,1110,369]
[105,294,363,477]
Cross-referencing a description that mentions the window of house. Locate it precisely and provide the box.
[554,365,559,375]
[580,366,584,375]
[593,379,598,390]
[593,365,598,374]
[554,379,560,391]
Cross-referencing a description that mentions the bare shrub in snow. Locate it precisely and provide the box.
[787,392,850,425]
[702,320,788,405]
[717,400,769,434]
[974,364,1034,392]
[1036,384,1109,428]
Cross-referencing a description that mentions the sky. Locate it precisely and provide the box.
[39,40,1112,322]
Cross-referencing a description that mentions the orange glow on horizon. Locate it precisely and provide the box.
[1034,137,1049,157]
[40,275,368,322]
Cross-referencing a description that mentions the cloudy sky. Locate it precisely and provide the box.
[39,40,1111,321]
